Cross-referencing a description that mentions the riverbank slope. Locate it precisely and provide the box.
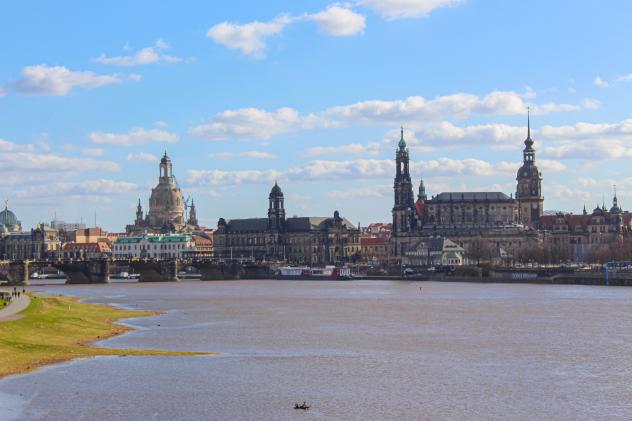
[0,293,211,378]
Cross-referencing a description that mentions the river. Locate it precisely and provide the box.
[1,280,631,420]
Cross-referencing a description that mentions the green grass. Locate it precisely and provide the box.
[0,293,214,378]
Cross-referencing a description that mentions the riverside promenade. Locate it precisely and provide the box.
[0,290,30,322]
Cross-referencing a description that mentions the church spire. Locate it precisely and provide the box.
[524,107,534,148]
[398,126,406,150]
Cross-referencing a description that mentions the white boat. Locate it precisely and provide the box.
[276,265,351,280]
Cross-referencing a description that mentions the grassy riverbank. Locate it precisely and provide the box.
[0,293,212,378]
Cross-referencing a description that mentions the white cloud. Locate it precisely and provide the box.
[304,142,384,156]
[190,91,585,142]
[594,76,611,88]
[359,0,462,20]
[308,5,366,36]
[538,119,632,160]
[581,98,601,109]
[209,151,276,159]
[95,39,182,66]
[327,185,391,199]
[15,179,138,199]
[127,152,159,162]
[6,65,123,96]
[206,15,292,58]
[186,156,511,188]
[617,73,632,82]
[90,127,179,146]
[547,184,591,202]
[187,169,282,186]
[494,160,566,174]
[190,107,301,140]
[323,91,580,125]
[0,139,119,175]
[82,147,105,157]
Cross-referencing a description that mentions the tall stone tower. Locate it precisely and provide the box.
[135,199,144,226]
[392,127,418,236]
[147,151,186,232]
[516,111,543,227]
[267,182,286,231]
[188,199,198,227]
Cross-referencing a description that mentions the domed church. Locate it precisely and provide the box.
[0,200,22,234]
[126,152,199,234]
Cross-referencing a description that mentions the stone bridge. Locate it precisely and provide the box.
[0,259,110,285]
[0,259,276,285]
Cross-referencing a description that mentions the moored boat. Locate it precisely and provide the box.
[276,265,351,280]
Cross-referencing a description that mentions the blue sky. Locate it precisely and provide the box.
[2,0,632,231]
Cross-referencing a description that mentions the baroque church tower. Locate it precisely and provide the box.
[516,111,544,227]
[147,151,186,232]
[392,127,418,236]
[268,182,285,231]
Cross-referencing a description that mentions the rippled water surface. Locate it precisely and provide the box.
[1,280,632,420]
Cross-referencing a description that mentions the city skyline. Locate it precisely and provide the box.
[2,0,632,231]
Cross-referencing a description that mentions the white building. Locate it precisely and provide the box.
[112,234,194,259]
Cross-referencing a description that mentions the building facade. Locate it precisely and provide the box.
[392,120,542,262]
[538,194,631,261]
[112,234,195,259]
[213,183,359,264]
[1,225,61,260]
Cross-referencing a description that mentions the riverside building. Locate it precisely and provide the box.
[213,183,359,264]
[391,119,542,261]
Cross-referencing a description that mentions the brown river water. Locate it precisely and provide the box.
[1,280,631,420]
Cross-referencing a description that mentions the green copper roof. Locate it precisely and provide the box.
[418,179,426,198]
[398,126,406,149]
[116,234,191,244]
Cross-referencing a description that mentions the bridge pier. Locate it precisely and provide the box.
[130,260,180,282]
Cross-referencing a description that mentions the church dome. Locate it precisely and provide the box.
[0,208,18,228]
[269,182,283,197]
[517,163,541,180]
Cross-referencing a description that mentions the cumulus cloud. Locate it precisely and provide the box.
[187,169,282,186]
[0,139,119,174]
[327,185,391,199]
[95,39,182,66]
[359,0,462,20]
[617,73,632,82]
[304,142,384,156]
[15,179,139,199]
[127,152,159,162]
[82,147,105,157]
[190,91,586,141]
[6,65,123,96]
[206,15,292,58]
[90,127,179,146]
[539,119,632,160]
[190,107,301,140]
[207,4,367,57]
[322,91,581,125]
[186,157,511,188]
[209,151,276,159]
[308,4,366,36]
[594,76,611,88]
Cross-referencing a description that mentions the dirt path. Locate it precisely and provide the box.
[0,293,31,322]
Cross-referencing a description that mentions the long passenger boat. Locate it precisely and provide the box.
[276,266,351,280]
